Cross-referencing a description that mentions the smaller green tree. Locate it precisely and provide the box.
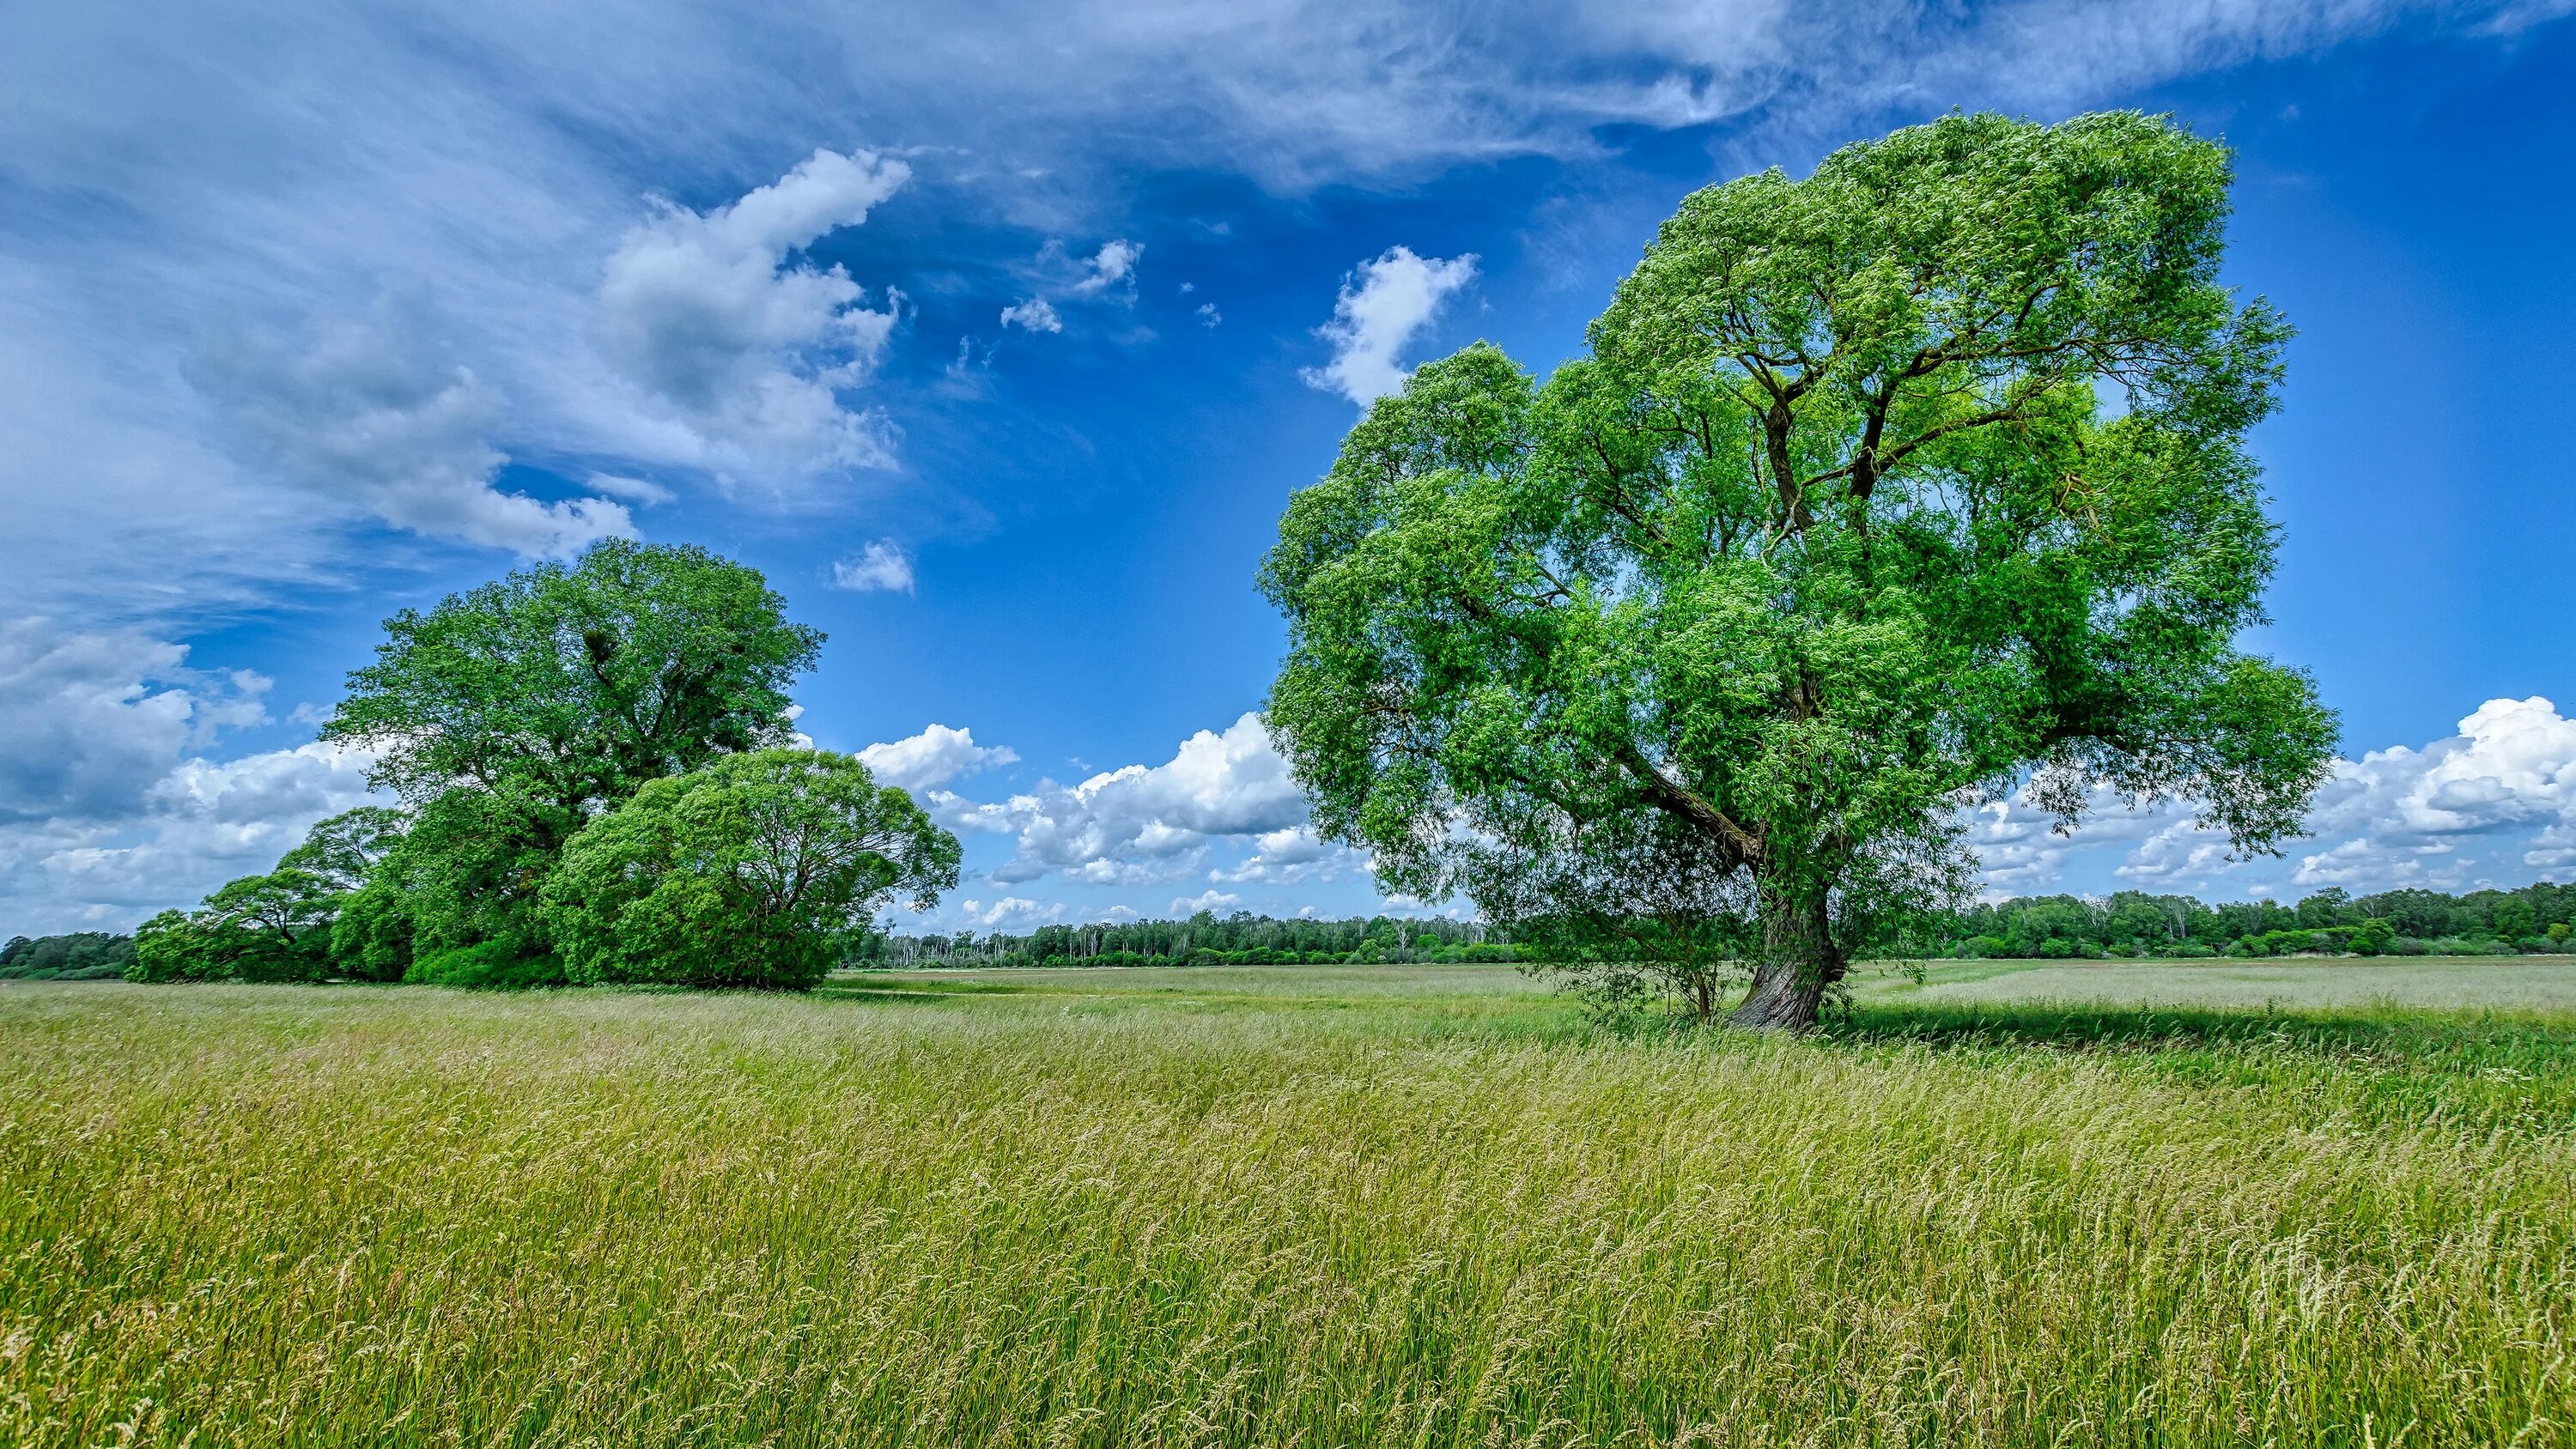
[125,869,338,983]
[540,749,960,989]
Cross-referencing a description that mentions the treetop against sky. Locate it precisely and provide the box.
[2,1,2572,934]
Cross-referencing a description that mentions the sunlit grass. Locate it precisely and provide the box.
[3,966,2572,1446]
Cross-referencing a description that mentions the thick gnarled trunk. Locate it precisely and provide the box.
[1730,883,1844,1032]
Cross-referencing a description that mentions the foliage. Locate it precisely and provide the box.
[542,749,959,990]
[323,540,823,824]
[1941,882,2576,960]
[276,805,409,892]
[325,879,417,982]
[402,940,568,990]
[867,912,1520,969]
[5,971,2572,1444]
[123,870,341,984]
[366,785,567,956]
[0,932,136,981]
[1261,112,2336,1028]
[120,543,836,988]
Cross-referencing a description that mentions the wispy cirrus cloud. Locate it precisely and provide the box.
[4,0,2546,620]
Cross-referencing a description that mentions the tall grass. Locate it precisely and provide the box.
[2,973,2571,1446]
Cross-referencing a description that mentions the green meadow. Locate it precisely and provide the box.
[4,961,2573,1446]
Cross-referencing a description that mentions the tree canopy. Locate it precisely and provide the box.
[118,543,957,992]
[323,538,822,828]
[542,749,959,989]
[311,540,831,963]
[1261,111,2336,1030]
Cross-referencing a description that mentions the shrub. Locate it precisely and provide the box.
[404,941,568,990]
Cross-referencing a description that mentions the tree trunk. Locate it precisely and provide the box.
[1730,883,1844,1032]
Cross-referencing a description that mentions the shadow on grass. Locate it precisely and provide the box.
[1824,997,2576,1072]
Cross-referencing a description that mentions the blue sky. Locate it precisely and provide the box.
[4,0,2573,935]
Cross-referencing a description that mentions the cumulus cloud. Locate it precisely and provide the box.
[1300,246,1479,405]
[933,713,1309,887]
[1170,888,1242,916]
[60,742,384,898]
[998,239,1144,336]
[0,621,273,827]
[0,621,385,931]
[1195,302,1223,327]
[957,896,1066,930]
[598,148,909,476]
[191,297,635,558]
[1209,826,1360,886]
[857,724,1018,791]
[1984,697,2576,900]
[999,298,1064,332]
[830,540,917,593]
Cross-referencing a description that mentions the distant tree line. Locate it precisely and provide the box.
[861,912,1524,969]
[1936,883,2576,961]
[858,882,2576,973]
[118,542,958,991]
[17,878,2574,990]
[0,931,137,980]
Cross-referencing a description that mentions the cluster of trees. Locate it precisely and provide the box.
[129,542,960,991]
[863,912,1524,969]
[1260,111,2337,1028]
[0,932,137,980]
[1941,884,2576,960]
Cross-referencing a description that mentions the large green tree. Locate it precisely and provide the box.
[319,540,823,953]
[1261,112,2336,1030]
[323,539,822,831]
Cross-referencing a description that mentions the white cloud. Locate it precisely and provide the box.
[831,541,917,593]
[957,896,1066,930]
[998,239,1144,336]
[585,472,677,506]
[191,296,636,558]
[1300,246,1479,405]
[1195,302,1223,327]
[0,621,386,932]
[1170,888,1242,916]
[1209,825,1359,886]
[999,298,1064,332]
[938,712,1309,886]
[1,0,2535,625]
[858,724,1018,791]
[1066,239,1144,297]
[0,621,272,827]
[598,148,909,477]
[1986,697,2576,900]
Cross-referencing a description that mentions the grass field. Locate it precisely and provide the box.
[3,961,2573,1446]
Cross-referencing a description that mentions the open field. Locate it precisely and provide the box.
[3,962,2573,1446]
